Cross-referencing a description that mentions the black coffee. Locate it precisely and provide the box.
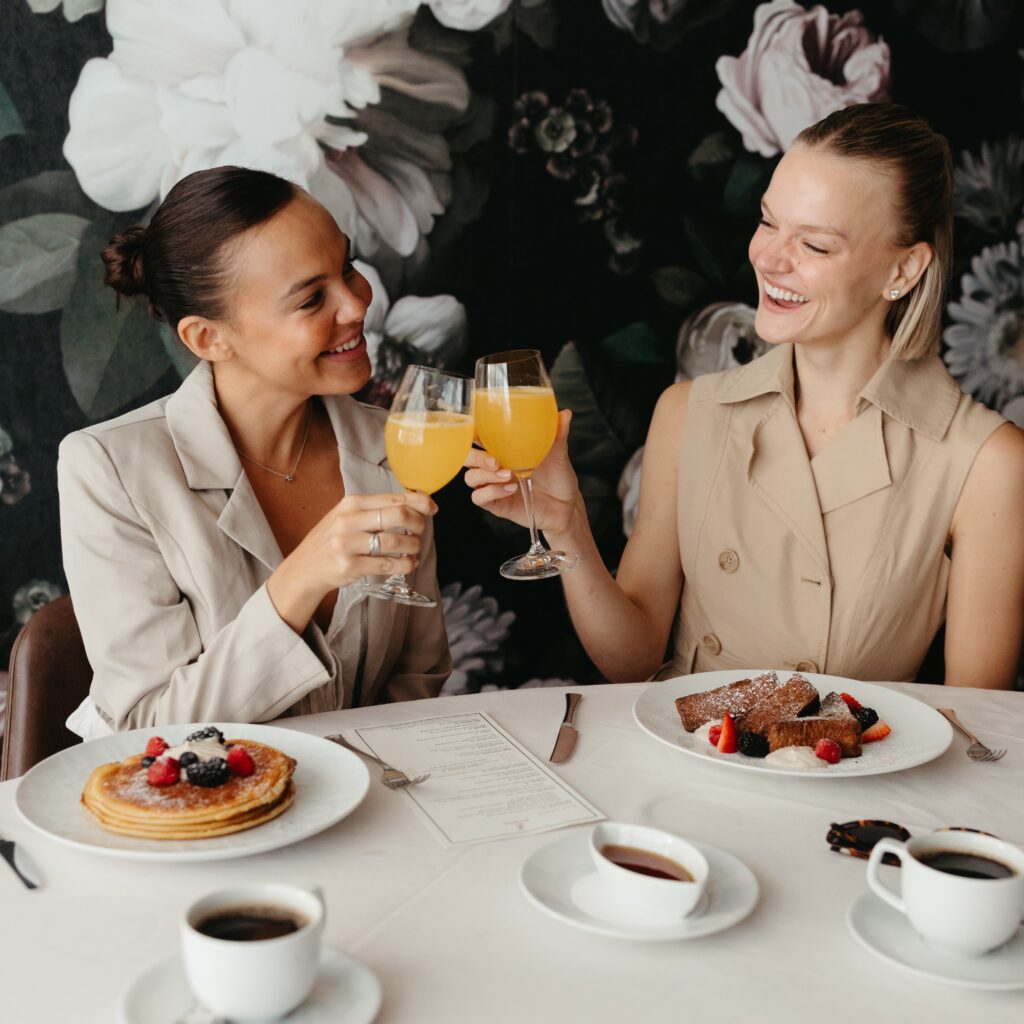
[919,851,1015,880]
[196,906,306,941]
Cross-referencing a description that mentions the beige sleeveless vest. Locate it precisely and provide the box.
[670,343,1005,682]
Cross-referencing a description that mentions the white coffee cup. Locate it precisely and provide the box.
[589,822,708,918]
[181,882,325,1022]
[866,830,1024,956]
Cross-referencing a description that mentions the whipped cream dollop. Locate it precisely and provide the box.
[165,737,229,780]
[764,745,827,769]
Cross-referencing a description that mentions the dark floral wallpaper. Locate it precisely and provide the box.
[1,0,1022,717]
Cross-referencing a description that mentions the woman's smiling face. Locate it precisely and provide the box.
[748,144,904,352]
[213,193,373,396]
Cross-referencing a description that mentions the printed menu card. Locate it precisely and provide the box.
[351,712,604,846]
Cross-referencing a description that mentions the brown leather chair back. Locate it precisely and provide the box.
[2,595,93,780]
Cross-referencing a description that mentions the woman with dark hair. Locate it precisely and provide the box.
[466,103,1024,689]
[60,166,450,736]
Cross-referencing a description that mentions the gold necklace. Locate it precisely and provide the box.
[235,403,312,483]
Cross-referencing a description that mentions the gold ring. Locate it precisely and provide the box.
[368,532,382,557]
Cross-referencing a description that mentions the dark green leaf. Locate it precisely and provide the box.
[600,321,672,365]
[0,213,90,314]
[0,170,100,223]
[723,156,768,219]
[651,265,707,308]
[0,80,24,143]
[687,131,735,184]
[684,218,726,286]
[60,220,171,419]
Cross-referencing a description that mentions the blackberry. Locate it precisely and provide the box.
[141,755,155,768]
[186,757,230,787]
[737,731,769,758]
[853,707,878,730]
[178,751,199,767]
[185,726,224,744]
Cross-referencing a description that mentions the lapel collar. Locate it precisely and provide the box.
[165,361,242,490]
[322,394,393,493]
[747,397,831,578]
[857,355,960,442]
[810,403,892,514]
[713,343,797,410]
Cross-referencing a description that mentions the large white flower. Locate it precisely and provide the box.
[26,0,103,21]
[617,446,644,538]
[439,583,516,696]
[63,0,469,259]
[716,0,890,158]
[943,235,1024,410]
[675,301,767,382]
[426,0,513,30]
[954,136,1024,238]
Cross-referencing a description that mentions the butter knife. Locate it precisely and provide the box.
[0,837,40,890]
[549,692,583,763]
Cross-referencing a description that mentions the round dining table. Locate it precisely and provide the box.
[1,681,1021,1022]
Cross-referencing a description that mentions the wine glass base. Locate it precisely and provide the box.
[355,580,437,607]
[499,550,578,581]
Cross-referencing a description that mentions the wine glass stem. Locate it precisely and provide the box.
[517,473,547,554]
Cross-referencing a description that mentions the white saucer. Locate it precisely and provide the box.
[118,944,382,1023]
[848,892,1024,990]
[519,833,758,941]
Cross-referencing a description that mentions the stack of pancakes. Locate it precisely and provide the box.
[81,739,296,840]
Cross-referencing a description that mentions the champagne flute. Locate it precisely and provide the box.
[356,365,474,606]
[474,349,578,580]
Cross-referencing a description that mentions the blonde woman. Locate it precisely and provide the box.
[466,104,1024,689]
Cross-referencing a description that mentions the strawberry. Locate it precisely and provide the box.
[839,692,862,712]
[814,738,842,764]
[717,713,738,754]
[144,735,168,757]
[227,745,255,777]
[147,756,179,786]
[708,724,722,747]
[861,720,892,743]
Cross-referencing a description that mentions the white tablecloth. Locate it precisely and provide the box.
[1,682,1021,1022]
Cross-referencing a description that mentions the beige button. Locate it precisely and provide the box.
[702,633,722,656]
[795,660,819,673]
[718,549,740,573]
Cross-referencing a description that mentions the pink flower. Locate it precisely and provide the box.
[715,0,890,158]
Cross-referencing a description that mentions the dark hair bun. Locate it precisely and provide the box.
[101,224,149,297]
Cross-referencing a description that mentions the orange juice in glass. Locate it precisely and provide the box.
[474,350,578,580]
[356,365,474,607]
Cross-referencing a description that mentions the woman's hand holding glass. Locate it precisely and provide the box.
[464,409,581,536]
[267,491,435,632]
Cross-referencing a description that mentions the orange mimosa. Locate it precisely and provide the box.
[385,410,475,494]
[473,385,558,474]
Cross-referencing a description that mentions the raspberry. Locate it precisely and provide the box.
[227,745,255,777]
[814,738,842,764]
[144,736,168,757]
[738,732,769,758]
[853,707,878,730]
[186,757,230,787]
[708,724,722,746]
[147,756,180,786]
[185,726,224,744]
[839,692,862,712]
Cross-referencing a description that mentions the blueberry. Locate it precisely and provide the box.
[853,707,878,730]
[186,757,230,787]
[185,726,225,744]
[737,731,769,758]
[141,755,155,768]
[178,751,199,767]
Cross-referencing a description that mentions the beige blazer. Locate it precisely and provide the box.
[669,344,1005,681]
[58,361,450,731]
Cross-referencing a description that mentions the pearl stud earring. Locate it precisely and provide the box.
[889,288,900,299]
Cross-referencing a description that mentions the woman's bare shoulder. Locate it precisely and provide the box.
[956,421,1024,526]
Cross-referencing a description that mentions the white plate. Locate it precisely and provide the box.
[15,723,369,862]
[848,892,1024,990]
[519,832,758,941]
[632,670,952,778]
[118,944,382,1023]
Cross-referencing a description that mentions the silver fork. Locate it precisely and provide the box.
[324,734,429,788]
[938,709,1007,762]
